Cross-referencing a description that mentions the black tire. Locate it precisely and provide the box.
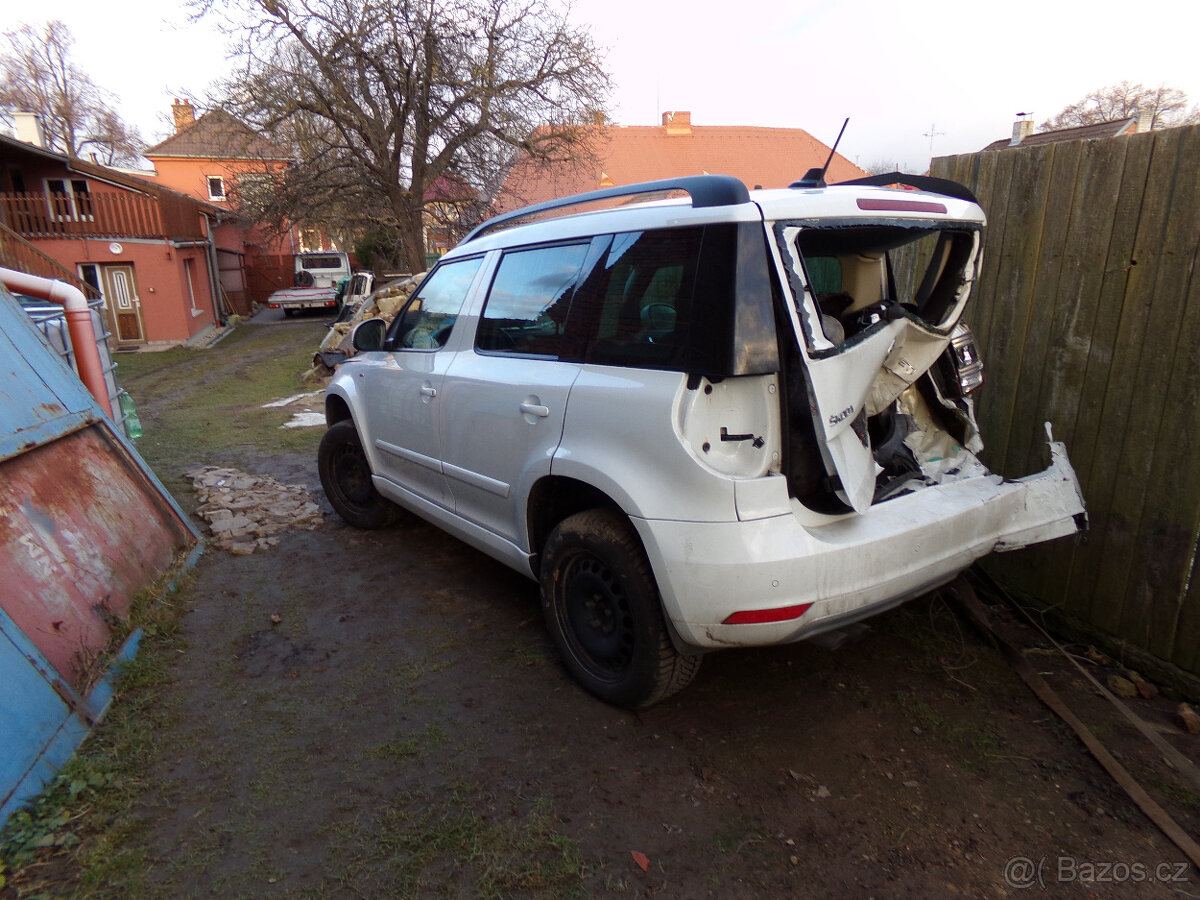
[540,508,700,708]
[283,307,297,318]
[318,420,400,529]
[295,269,314,287]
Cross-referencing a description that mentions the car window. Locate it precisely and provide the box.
[475,243,588,357]
[392,256,484,350]
[572,227,703,370]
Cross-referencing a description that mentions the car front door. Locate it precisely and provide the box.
[355,256,485,510]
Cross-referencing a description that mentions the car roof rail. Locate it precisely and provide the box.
[831,172,979,205]
[461,174,751,245]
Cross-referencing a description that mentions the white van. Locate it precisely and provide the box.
[293,251,351,289]
[319,174,1086,708]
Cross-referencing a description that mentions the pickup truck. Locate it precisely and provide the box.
[267,251,353,317]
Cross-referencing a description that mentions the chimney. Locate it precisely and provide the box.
[663,110,693,135]
[172,99,196,132]
[1135,108,1154,133]
[14,111,46,147]
[1010,115,1034,145]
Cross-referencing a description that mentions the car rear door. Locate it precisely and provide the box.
[438,241,593,544]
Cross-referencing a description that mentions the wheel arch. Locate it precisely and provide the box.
[325,392,352,427]
[527,475,701,658]
[526,475,620,564]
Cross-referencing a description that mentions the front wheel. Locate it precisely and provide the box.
[318,420,400,529]
[540,509,700,708]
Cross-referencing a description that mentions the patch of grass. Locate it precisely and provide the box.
[116,324,326,500]
[332,785,588,898]
[366,723,448,763]
[893,690,1007,773]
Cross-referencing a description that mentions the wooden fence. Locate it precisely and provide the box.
[931,124,1200,675]
[243,254,295,306]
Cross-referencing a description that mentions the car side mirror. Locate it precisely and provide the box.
[351,318,388,352]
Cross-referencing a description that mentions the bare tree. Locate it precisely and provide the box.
[201,0,610,272]
[0,21,145,165]
[1041,81,1200,131]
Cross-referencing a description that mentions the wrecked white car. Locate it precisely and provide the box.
[319,173,1086,708]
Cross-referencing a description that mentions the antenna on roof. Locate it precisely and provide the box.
[791,118,849,189]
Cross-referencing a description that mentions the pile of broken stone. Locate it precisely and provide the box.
[186,465,323,555]
[311,271,428,376]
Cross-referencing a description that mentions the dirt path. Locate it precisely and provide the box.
[98,325,1200,896]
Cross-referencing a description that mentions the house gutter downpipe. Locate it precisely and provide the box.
[0,266,109,408]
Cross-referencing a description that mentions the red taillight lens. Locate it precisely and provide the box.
[722,603,813,625]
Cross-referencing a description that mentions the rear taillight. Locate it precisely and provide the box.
[722,603,812,625]
[946,322,984,396]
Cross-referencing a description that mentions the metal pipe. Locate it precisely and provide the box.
[0,266,109,408]
[202,214,226,322]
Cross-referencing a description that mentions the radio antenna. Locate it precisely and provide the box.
[791,118,850,188]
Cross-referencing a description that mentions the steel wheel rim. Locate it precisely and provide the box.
[335,442,373,507]
[562,555,634,680]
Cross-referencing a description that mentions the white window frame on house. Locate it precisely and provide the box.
[206,175,226,201]
[44,177,92,221]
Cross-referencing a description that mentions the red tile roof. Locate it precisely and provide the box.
[496,113,867,212]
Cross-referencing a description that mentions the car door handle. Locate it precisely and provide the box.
[519,402,550,417]
[420,385,438,398]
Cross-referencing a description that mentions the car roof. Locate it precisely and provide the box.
[448,175,985,261]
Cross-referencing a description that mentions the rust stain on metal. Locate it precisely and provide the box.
[0,424,197,692]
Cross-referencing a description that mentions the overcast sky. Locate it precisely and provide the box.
[15,0,1200,173]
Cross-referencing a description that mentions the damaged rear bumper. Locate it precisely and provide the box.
[636,428,1086,651]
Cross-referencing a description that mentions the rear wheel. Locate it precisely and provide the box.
[318,420,400,529]
[540,508,700,708]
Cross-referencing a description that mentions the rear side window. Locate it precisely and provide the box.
[565,223,777,377]
[584,228,700,369]
[392,256,484,350]
[476,242,588,357]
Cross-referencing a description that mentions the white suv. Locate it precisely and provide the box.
[319,174,1085,708]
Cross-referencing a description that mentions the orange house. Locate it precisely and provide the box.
[498,111,868,212]
[145,101,293,249]
[144,101,306,303]
[0,129,232,347]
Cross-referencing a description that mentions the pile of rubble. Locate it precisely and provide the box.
[185,465,324,554]
[312,272,428,372]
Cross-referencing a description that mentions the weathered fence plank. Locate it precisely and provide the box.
[1119,126,1200,658]
[979,143,1054,477]
[1034,136,1129,607]
[1008,139,1080,481]
[1089,130,1179,636]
